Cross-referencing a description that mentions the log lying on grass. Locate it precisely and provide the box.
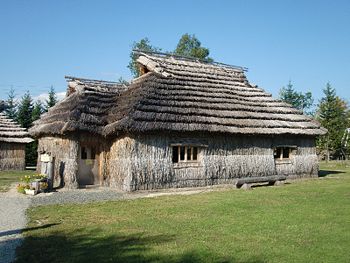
[235,175,287,188]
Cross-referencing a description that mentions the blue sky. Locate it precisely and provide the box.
[0,0,349,104]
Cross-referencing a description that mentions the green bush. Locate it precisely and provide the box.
[17,184,29,194]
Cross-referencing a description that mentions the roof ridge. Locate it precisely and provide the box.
[65,76,128,87]
[133,49,248,72]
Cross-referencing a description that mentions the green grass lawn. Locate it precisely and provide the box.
[16,162,350,263]
[0,170,33,192]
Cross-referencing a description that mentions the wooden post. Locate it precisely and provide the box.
[40,153,55,191]
[47,157,55,191]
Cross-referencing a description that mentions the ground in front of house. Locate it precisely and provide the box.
[0,170,33,192]
[10,162,350,262]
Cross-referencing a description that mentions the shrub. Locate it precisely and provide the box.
[18,174,48,194]
[17,184,29,194]
[20,174,47,184]
[21,175,31,184]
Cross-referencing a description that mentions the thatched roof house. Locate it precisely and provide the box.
[30,52,326,190]
[0,112,33,170]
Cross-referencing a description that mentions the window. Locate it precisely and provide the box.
[282,148,289,159]
[193,147,198,160]
[172,146,179,163]
[180,146,185,161]
[91,147,96,160]
[172,146,199,163]
[81,147,87,160]
[274,147,282,159]
[274,146,296,160]
[81,146,97,160]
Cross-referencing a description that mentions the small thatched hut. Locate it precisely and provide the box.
[30,52,326,190]
[0,112,33,170]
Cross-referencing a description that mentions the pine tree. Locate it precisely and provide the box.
[0,100,6,112]
[279,81,314,115]
[5,86,17,119]
[317,83,349,160]
[118,76,129,85]
[45,86,57,111]
[29,101,44,166]
[16,91,35,166]
[32,101,43,122]
[16,91,33,129]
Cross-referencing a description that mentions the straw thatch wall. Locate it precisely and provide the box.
[36,133,110,188]
[109,133,317,191]
[0,112,33,170]
[0,142,26,170]
[35,132,317,191]
[37,136,79,188]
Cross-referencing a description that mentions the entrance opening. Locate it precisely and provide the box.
[78,144,99,186]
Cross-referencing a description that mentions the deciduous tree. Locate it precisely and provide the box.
[128,38,161,77]
[174,33,213,62]
[128,34,213,77]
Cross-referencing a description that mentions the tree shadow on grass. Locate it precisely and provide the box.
[13,228,266,263]
[0,223,59,237]
[318,170,345,178]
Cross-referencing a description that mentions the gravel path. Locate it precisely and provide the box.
[0,188,30,263]
[30,188,126,207]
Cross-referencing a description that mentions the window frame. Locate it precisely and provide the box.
[172,145,200,164]
[273,145,297,161]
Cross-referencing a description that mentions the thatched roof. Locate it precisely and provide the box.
[0,112,33,143]
[104,52,326,136]
[29,76,127,137]
[31,53,326,138]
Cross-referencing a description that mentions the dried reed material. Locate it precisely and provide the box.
[0,112,33,143]
[0,143,26,170]
[0,112,32,170]
[104,53,326,136]
[37,136,79,188]
[108,133,318,191]
[29,78,127,137]
[31,53,325,138]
